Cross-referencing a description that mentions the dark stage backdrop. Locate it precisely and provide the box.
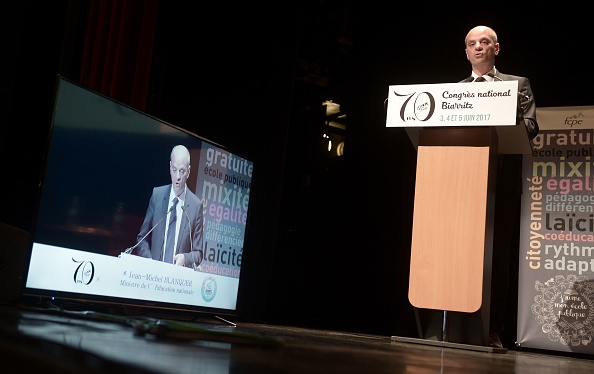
[2,1,594,341]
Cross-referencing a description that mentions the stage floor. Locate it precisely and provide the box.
[1,304,593,373]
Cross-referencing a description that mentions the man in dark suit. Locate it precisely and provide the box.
[463,25,538,136]
[135,145,204,268]
[463,25,539,348]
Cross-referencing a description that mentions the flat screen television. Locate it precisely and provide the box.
[21,76,254,317]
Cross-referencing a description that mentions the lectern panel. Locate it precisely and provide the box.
[408,146,490,313]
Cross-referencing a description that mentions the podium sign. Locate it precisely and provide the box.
[386,81,519,128]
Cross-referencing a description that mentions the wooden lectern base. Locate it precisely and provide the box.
[407,127,499,348]
[392,307,507,353]
[408,145,490,312]
[390,335,507,354]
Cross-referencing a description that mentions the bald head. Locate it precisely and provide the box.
[170,145,190,167]
[465,25,500,75]
[465,25,498,46]
[170,145,191,196]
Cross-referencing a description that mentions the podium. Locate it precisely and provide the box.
[385,82,532,353]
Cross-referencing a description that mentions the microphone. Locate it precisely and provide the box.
[461,76,474,83]
[486,72,502,81]
[123,204,175,255]
[487,72,530,101]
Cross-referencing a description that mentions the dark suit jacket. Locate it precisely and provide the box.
[493,72,539,138]
[136,184,204,267]
[461,71,540,194]
[461,71,539,139]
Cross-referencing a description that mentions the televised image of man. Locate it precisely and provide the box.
[134,145,204,267]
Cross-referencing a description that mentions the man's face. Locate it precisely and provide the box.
[465,27,499,68]
[170,156,190,197]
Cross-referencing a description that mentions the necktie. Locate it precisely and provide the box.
[474,76,486,82]
[164,197,178,263]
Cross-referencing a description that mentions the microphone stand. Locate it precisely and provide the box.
[122,205,174,255]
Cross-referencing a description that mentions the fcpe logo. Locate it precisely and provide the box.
[394,90,436,123]
[564,112,584,127]
[201,276,217,302]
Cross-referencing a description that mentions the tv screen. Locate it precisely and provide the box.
[22,76,254,316]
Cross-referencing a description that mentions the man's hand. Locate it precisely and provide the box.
[173,253,185,266]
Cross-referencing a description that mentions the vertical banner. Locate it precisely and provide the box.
[518,106,594,353]
[194,144,253,280]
